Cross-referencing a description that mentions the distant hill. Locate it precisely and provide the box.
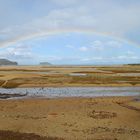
[0,59,18,66]
[126,64,140,66]
[39,62,52,66]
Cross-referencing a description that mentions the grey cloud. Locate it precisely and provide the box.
[0,0,140,48]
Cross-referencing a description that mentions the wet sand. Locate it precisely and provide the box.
[0,96,140,140]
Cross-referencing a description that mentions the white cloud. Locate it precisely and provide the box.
[79,40,104,52]
[107,41,122,48]
[81,57,103,62]
[117,55,139,60]
[0,44,34,60]
[79,46,88,52]
[90,40,104,51]
[0,0,140,47]
[115,50,139,61]
[78,40,123,52]
[126,50,135,55]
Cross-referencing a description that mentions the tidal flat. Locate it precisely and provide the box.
[0,65,140,88]
[0,65,140,139]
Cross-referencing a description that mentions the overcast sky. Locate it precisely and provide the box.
[0,0,140,65]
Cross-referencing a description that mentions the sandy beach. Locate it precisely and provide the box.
[0,0,140,139]
[0,96,140,140]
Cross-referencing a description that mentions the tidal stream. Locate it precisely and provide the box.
[0,87,140,99]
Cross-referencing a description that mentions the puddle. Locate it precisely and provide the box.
[69,73,87,76]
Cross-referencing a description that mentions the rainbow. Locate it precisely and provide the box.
[0,28,139,48]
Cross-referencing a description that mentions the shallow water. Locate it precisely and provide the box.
[0,87,140,99]
[69,73,87,76]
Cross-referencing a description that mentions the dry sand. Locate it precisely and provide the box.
[0,96,140,140]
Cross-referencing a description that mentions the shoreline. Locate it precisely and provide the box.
[18,84,140,88]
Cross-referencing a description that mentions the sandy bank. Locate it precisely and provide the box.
[0,96,140,139]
